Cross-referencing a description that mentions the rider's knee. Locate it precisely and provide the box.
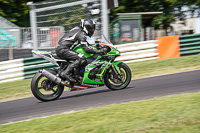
[79,56,87,66]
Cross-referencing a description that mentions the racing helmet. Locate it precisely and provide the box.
[80,19,96,37]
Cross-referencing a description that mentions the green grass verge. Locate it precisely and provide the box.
[0,79,32,102]
[127,54,200,79]
[1,92,200,133]
[0,54,200,102]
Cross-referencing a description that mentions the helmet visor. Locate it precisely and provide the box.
[84,19,96,37]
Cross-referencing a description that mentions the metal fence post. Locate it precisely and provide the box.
[8,40,13,60]
[30,9,38,51]
[101,0,109,38]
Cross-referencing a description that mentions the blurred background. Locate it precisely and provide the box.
[0,0,200,61]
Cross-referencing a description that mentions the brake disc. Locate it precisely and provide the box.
[41,79,54,91]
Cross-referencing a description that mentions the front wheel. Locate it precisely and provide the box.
[31,69,64,102]
[104,63,131,90]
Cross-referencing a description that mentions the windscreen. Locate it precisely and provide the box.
[101,35,116,48]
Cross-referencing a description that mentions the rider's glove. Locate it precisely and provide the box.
[96,48,107,55]
[96,43,100,47]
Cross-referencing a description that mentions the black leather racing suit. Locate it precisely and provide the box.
[55,27,102,82]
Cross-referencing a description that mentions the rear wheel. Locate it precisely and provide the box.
[31,69,64,102]
[104,63,131,90]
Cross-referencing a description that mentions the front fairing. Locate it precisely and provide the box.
[105,46,120,56]
[82,56,106,85]
[100,35,120,56]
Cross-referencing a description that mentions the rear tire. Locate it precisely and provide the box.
[31,69,64,102]
[104,63,131,90]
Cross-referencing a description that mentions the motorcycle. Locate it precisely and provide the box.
[31,35,132,101]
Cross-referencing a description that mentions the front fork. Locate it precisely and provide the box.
[111,61,122,74]
[111,64,119,75]
[110,61,122,80]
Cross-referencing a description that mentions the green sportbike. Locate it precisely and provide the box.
[31,35,131,102]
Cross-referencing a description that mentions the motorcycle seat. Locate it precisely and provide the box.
[52,55,74,63]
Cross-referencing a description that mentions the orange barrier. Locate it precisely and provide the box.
[156,35,180,59]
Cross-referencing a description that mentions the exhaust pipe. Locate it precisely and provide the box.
[39,69,71,87]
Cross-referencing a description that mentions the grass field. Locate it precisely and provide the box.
[0,54,200,102]
[1,92,200,133]
[127,54,200,79]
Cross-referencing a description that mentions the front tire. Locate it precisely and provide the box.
[104,63,131,90]
[31,69,64,102]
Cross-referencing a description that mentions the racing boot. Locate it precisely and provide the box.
[77,76,83,84]
[61,66,76,82]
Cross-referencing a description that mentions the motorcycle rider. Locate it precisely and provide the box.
[55,19,106,82]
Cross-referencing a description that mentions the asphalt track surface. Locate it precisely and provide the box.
[0,70,200,124]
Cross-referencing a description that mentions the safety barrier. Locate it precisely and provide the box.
[156,35,180,59]
[24,55,60,78]
[0,59,24,83]
[0,57,58,83]
[179,34,200,56]
[116,40,158,63]
[0,40,158,83]
[1,33,199,84]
